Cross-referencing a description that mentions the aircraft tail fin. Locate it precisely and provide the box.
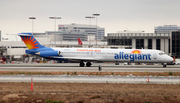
[78,38,83,45]
[18,33,45,49]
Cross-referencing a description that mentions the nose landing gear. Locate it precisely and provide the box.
[163,63,167,67]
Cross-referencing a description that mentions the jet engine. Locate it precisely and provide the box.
[36,50,60,57]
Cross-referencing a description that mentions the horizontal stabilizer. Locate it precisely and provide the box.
[18,34,32,36]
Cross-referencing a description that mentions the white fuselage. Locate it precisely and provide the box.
[52,48,173,63]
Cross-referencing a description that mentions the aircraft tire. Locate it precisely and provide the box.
[80,62,85,67]
[163,63,167,68]
[86,62,91,67]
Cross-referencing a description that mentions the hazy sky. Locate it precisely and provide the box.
[0,0,180,41]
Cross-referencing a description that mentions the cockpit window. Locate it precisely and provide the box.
[159,52,166,55]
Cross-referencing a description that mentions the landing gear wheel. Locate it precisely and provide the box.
[86,62,92,67]
[80,62,85,67]
[163,63,167,68]
[99,65,102,71]
[163,65,167,67]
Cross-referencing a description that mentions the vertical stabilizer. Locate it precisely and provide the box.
[78,38,83,45]
[18,33,45,49]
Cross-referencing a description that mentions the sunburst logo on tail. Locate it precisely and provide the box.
[21,36,39,49]
[131,50,141,54]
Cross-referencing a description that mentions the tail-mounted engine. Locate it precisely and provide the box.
[36,50,60,57]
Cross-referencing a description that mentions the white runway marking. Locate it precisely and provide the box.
[0,75,180,84]
[0,65,179,72]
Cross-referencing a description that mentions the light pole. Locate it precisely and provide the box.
[85,16,95,46]
[29,17,36,35]
[93,13,100,45]
[29,17,36,63]
[49,16,61,47]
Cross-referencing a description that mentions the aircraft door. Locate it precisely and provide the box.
[153,53,157,59]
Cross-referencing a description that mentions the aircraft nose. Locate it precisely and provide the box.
[169,57,174,62]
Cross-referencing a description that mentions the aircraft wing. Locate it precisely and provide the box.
[52,57,100,61]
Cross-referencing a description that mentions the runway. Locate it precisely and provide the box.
[1,74,180,84]
[0,63,179,72]
[0,63,180,84]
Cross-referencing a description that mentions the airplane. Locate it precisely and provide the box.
[78,38,83,45]
[19,33,173,67]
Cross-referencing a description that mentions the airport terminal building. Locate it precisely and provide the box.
[107,32,170,53]
[107,25,180,58]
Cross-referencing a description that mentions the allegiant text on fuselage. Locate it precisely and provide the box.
[114,52,151,61]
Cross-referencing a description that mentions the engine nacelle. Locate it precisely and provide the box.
[36,50,60,57]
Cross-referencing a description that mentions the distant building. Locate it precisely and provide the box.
[154,25,180,34]
[171,31,180,57]
[45,31,88,41]
[117,30,145,33]
[33,32,88,42]
[58,23,105,40]
[107,29,180,58]
[107,31,170,55]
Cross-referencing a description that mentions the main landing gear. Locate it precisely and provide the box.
[79,61,102,71]
[86,62,92,67]
[79,62,85,67]
[79,62,92,67]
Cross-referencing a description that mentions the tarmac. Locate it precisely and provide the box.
[0,63,180,84]
[0,74,180,84]
[0,63,179,72]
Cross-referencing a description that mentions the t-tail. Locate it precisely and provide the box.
[18,33,45,50]
[19,33,60,57]
[78,38,83,45]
